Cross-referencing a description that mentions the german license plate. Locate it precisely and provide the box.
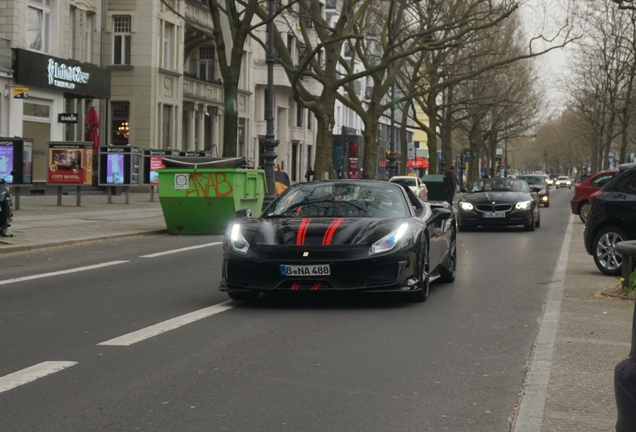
[280,264,331,276]
[483,212,505,218]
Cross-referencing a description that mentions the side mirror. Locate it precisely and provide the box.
[425,208,452,226]
[234,208,252,219]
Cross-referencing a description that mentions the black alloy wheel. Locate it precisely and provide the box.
[228,291,260,302]
[593,226,627,276]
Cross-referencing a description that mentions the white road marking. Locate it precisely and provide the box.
[0,261,129,287]
[512,214,574,432]
[139,242,222,258]
[0,361,77,394]
[97,301,236,346]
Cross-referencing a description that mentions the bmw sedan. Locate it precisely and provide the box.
[220,181,457,303]
[457,178,540,231]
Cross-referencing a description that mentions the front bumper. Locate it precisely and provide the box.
[457,207,533,227]
[220,246,421,293]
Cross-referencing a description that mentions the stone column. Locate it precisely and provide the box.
[196,104,206,152]
[186,103,196,151]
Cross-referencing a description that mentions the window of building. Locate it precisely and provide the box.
[296,103,303,127]
[343,41,352,57]
[69,7,76,58]
[111,102,130,145]
[113,16,131,65]
[162,105,172,148]
[27,0,51,53]
[198,46,214,82]
[85,13,93,63]
[162,22,175,70]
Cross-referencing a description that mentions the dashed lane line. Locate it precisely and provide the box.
[139,242,222,258]
[97,301,236,346]
[0,261,130,287]
[0,362,78,394]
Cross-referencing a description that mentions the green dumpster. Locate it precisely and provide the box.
[157,168,266,235]
[420,174,446,201]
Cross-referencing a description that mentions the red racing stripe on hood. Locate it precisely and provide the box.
[322,218,344,246]
[296,218,311,245]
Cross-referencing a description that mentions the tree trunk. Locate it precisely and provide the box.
[362,118,379,179]
[314,113,336,180]
[222,81,239,157]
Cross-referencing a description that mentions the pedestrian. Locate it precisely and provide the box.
[304,167,314,182]
[337,165,344,179]
[443,166,458,205]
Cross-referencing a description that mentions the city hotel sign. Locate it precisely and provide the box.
[14,49,110,99]
[48,59,90,90]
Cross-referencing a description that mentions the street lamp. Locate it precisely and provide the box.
[262,0,279,207]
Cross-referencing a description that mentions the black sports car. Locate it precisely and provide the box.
[457,178,540,231]
[220,180,457,303]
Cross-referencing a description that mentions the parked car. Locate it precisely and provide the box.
[388,175,427,199]
[555,176,572,189]
[570,170,619,223]
[544,174,554,187]
[517,174,550,207]
[220,180,457,303]
[457,177,540,231]
[584,164,636,276]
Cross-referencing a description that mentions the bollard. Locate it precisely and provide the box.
[614,241,636,432]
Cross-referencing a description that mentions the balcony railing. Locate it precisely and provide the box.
[183,76,224,104]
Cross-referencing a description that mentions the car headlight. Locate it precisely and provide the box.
[459,202,474,211]
[566,181,571,185]
[515,200,532,210]
[229,224,250,255]
[370,222,409,255]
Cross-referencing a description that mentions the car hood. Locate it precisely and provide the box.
[235,217,407,246]
[461,191,533,204]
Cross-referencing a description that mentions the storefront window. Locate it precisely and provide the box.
[111,102,129,145]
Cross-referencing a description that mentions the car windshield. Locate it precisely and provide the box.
[264,182,409,218]
[390,178,416,187]
[517,176,545,186]
[470,178,529,193]
[558,176,569,180]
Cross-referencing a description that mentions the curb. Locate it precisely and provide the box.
[0,229,168,255]
[600,286,636,301]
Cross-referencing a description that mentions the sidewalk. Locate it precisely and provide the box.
[1,194,634,430]
[519,216,634,431]
[0,191,167,254]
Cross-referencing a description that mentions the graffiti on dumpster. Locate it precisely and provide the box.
[186,172,233,197]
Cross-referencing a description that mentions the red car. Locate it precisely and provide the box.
[570,170,619,222]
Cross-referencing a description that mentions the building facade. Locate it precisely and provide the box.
[0,0,111,188]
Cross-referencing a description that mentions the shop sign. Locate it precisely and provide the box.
[15,49,110,99]
[58,113,78,123]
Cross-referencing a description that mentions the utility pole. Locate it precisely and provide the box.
[262,0,279,207]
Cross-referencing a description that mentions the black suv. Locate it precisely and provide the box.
[584,164,636,275]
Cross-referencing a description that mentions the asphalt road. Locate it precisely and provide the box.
[0,188,574,432]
